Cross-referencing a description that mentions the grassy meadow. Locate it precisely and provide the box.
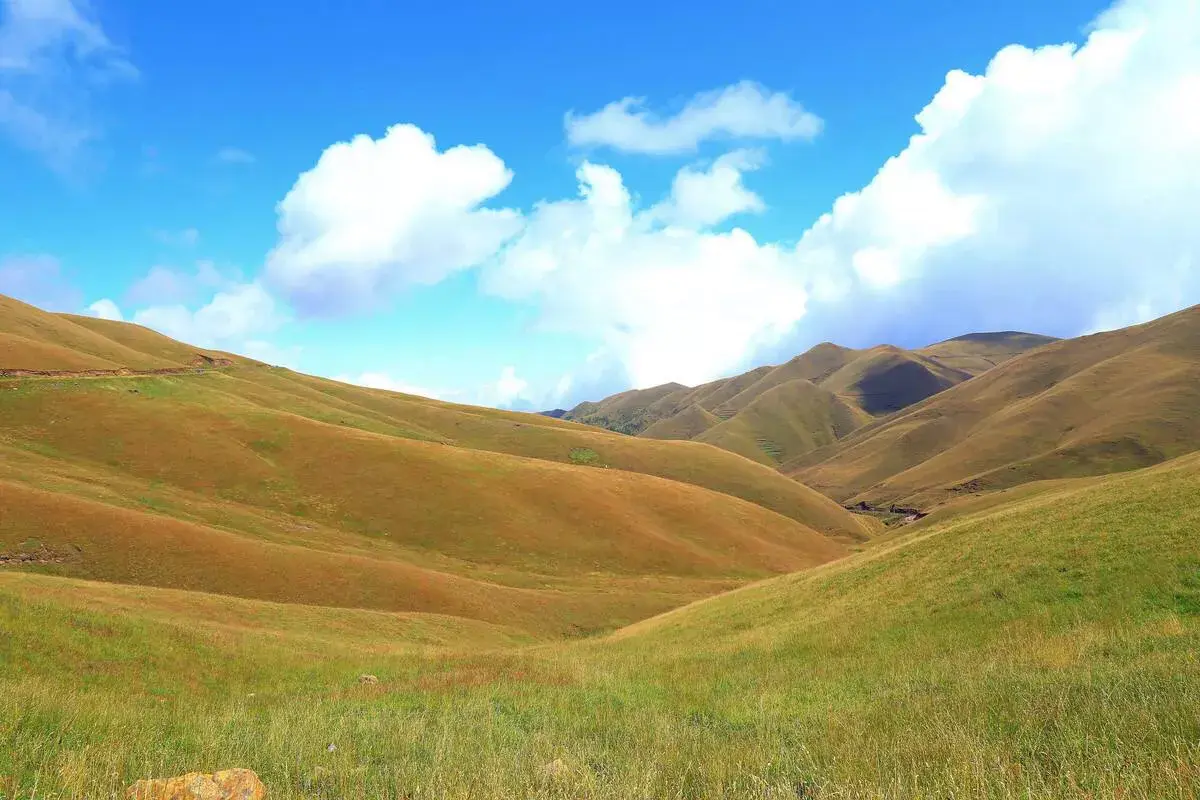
[4,453,1198,799]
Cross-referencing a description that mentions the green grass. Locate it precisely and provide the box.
[568,447,602,466]
[3,454,1198,798]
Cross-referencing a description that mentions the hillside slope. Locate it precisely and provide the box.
[0,293,872,636]
[563,332,1053,465]
[5,452,1196,798]
[791,305,1200,507]
[0,295,243,372]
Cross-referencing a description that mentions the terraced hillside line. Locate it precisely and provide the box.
[0,355,238,380]
[755,437,783,462]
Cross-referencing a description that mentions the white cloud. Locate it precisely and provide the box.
[484,162,807,388]
[648,149,766,228]
[494,366,528,407]
[214,146,255,165]
[0,0,135,169]
[333,371,445,400]
[265,123,523,314]
[86,298,121,321]
[565,81,822,154]
[757,0,1200,356]
[131,282,284,349]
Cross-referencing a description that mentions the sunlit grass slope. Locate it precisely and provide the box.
[696,379,870,466]
[3,453,1197,798]
[0,293,872,637]
[793,305,1200,507]
[0,295,241,371]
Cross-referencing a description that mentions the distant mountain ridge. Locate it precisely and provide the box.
[560,331,1058,466]
[790,305,1200,508]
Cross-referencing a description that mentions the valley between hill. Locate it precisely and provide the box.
[2,293,1199,798]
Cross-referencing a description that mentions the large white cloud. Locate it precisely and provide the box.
[90,283,285,354]
[565,81,822,154]
[265,123,522,314]
[484,162,807,389]
[747,0,1200,359]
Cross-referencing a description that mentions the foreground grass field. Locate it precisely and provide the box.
[3,453,1197,798]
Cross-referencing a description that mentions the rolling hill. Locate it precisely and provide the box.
[4,449,1196,798]
[568,331,1055,465]
[790,304,1200,508]
[0,293,871,639]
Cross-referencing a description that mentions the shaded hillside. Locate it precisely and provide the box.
[0,293,871,636]
[563,332,1053,465]
[791,305,1200,508]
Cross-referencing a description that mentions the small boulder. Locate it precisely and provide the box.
[126,768,265,800]
[358,674,379,685]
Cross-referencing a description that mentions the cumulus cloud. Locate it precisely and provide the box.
[648,149,766,228]
[757,0,1200,358]
[0,0,136,169]
[265,123,523,314]
[565,81,823,154]
[86,297,121,321]
[122,282,284,349]
[484,162,807,389]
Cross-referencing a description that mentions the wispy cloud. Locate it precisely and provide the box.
[565,81,822,155]
[0,0,137,171]
[214,146,255,165]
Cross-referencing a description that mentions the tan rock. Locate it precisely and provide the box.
[126,768,265,800]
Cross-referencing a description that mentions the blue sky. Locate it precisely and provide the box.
[2,0,1198,408]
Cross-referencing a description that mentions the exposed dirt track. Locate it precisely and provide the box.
[0,356,237,380]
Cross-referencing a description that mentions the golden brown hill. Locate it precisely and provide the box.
[562,332,1054,465]
[641,403,722,440]
[0,294,242,372]
[697,380,871,466]
[791,305,1200,508]
[0,293,871,635]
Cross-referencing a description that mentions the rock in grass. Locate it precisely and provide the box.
[125,768,265,800]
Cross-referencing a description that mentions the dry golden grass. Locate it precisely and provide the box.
[792,304,1200,507]
[0,293,870,638]
[570,333,1051,468]
[3,453,1197,798]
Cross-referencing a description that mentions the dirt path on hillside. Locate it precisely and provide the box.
[0,356,239,381]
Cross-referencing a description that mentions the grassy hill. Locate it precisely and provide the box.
[564,332,1053,466]
[0,295,243,372]
[695,379,870,466]
[4,450,1196,798]
[791,305,1200,508]
[0,293,875,640]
